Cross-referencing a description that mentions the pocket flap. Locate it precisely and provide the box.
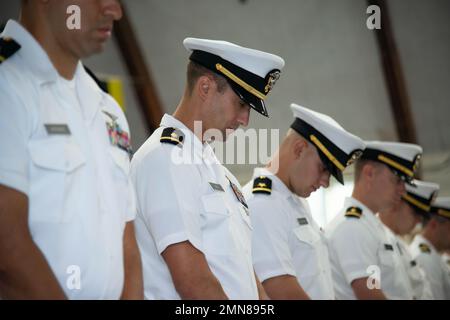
[29,138,85,172]
[378,247,395,267]
[293,225,320,245]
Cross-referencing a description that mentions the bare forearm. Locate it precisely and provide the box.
[255,273,270,300]
[120,222,143,300]
[0,187,66,299]
[175,272,228,300]
[120,250,143,299]
[352,278,387,300]
[163,241,228,299]
[262,275,310,300]
[0,241,66,299]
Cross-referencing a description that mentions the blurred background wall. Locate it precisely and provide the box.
[2,0,449,226]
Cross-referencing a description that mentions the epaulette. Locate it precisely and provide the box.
[345,206,362,219]
[419,243,431,254]
[0,37,21,64]
[252,176,272,194]
[160,127,184,147]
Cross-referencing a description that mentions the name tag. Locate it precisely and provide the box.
[209,182,224,192]
[297,217,308,225]
[45,124,71,135]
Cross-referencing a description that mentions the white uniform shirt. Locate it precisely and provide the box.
[410,234,450,299]
[0,20,135,299]
[131,114,258,300]
[242,168,335,299]
[325,197,413,299]
[382,227,433,299]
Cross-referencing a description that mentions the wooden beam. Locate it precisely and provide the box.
[368,0,418,144]
[113,3,164,133]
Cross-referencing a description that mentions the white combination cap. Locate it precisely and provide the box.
[361,141,422,184]
[403,179,440,212]
[290,103,365,184]
[431,197,450,220]
[184,37,285,117]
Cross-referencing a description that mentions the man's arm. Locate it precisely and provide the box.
[162,241,228,299]
[351,277,387,300]
[120,221,143,299]
[262,275,310,300]
[0,185,66,299]
[255,272,270,300]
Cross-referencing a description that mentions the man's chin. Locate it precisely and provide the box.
[300,190,311,198]
[223,129,237,140]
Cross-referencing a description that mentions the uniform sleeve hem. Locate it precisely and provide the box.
[0,172,29,196]
[345,269,372,285]
[256,267,296,283]
[156,231,203,255]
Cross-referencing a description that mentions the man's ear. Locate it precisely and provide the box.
[293,138,307,159]
[429,217,440,230]
[197,76,211,101]
[363,162,379,184]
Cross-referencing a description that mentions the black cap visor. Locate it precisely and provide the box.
[228,81,268,117]
[318,151,344,185]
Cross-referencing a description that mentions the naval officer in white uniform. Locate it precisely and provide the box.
[0,0,142,299]
[326,141,422,299]
[243,103,365,299]
[131,37,285,299]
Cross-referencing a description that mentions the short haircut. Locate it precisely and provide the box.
[186,61,228,95]
[354,159,383,182]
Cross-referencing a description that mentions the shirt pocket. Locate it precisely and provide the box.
[292,225,322,277]
[28,137,86,222]
[293,225,321,246]
[200,193,231,256]
[378,246,398,269]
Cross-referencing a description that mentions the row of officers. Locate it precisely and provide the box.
[1,1,449,300]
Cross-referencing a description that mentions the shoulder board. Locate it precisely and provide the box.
[160,127,184,147]
[419,243,431,254]
[0,37,21,64]
[252,176,272,194]
[345,206,362,219]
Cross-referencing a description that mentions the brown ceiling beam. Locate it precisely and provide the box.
[368,0,418,144]
[113,3,164,133]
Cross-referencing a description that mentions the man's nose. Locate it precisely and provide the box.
[103,0,123,21]
[320,171,330,188]
[238,105,250,127]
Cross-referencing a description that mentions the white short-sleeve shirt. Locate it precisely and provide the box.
[243,168,335,299]
[392,234,434,300]
[131,114,258,300]
[325,197,413,299]
[410,234,450,299]
[0,20,135,299]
